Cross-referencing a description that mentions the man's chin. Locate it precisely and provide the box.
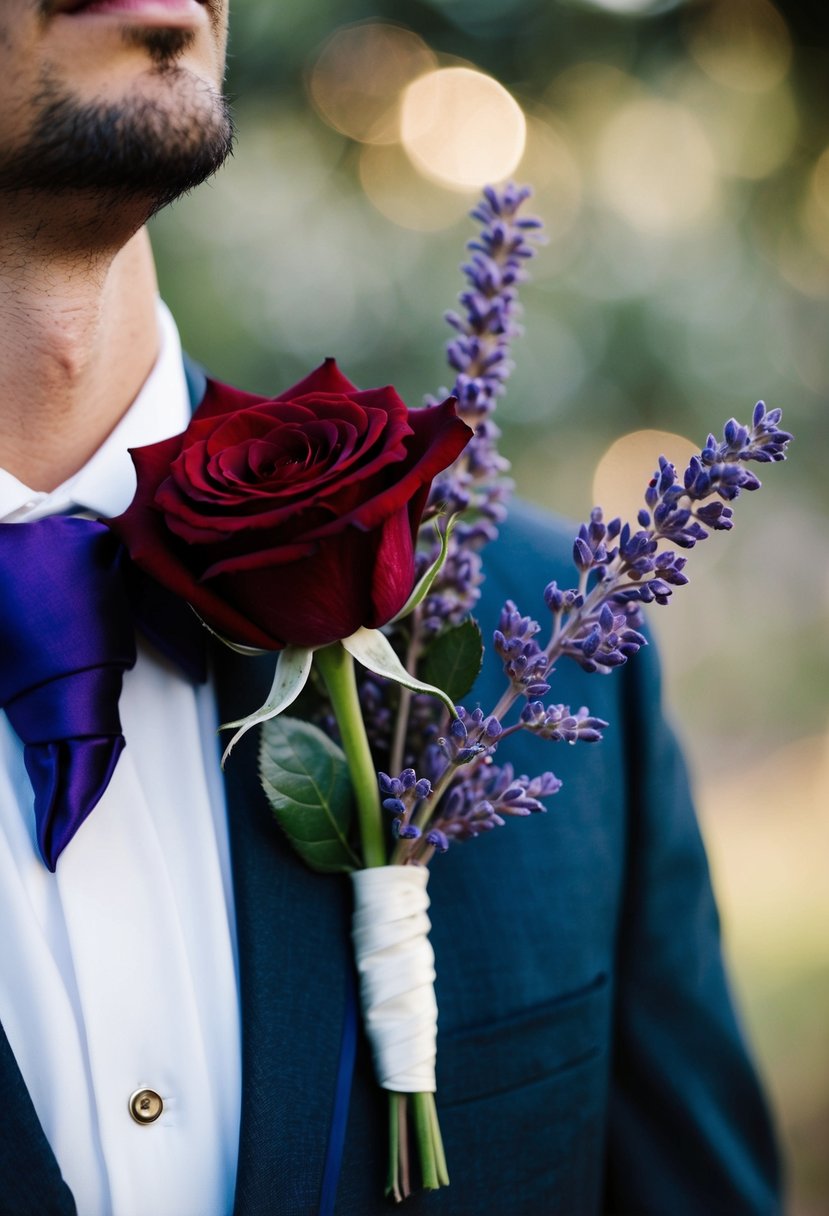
[0,66,234,216]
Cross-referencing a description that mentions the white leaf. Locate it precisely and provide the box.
[341,628,457,717]
[220,646,314,765]
[190,606,271,656]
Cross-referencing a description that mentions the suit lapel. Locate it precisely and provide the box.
[214,646,352,1215]
[0,1029,76,1214]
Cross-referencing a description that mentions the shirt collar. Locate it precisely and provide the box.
[0,300,190,523]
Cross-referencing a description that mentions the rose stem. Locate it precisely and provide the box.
[398,1094,412,1198]
[411,1092,439,1189]
[315,642,387,869]
[429,1093,449,1185]
[386,1094,402,1202]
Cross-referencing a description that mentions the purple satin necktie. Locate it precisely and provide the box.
[0,515,206,871]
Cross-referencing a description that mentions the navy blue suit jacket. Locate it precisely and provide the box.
[0,365,781,1214]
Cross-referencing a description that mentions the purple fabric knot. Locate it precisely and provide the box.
[0,515,206,870]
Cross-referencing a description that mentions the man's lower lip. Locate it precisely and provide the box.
[61,0,205,23]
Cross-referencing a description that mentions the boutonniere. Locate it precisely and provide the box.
[108,183,791,1204]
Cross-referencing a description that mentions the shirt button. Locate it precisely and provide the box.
[129,1088,164,1125]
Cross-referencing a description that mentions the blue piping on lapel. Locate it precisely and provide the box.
[183,353,208,411]
[319,962,359,1216]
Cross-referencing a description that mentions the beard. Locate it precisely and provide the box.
[0,28,234,216]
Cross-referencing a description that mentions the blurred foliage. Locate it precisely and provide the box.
[151,1,829,1210]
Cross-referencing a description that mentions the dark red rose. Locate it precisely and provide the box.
[110,359,472,650]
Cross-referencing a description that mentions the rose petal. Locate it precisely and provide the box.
[273,357,358,400]
[191,379,272,422]
[201,539,318,579]
[305,397,470,538]
[367,507,416,627]
[109,448,285,649]
[205,530,374,648]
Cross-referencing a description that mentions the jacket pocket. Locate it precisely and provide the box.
[427,974,611,1216]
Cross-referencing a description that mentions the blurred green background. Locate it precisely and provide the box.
[151,0,829,1209]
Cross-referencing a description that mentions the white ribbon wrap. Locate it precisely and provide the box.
[350,865,437,1093]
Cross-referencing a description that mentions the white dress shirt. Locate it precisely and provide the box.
[0,302,241,1216]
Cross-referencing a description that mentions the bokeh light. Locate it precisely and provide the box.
[308,23,436,144]
[592,429,699,525]
[801,145,829,260]
[359,141,473,231]
[400,67,527,191]
[595,98,718,233]
[516,114,583,244]
[777,225,829,299]
[685,0,792,93]
[677,73,798,181]
[545,63,645,147]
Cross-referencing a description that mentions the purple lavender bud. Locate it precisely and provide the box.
[400,768,417,790]
[620,628,647,654]
[657,457,677,494]
[498,803,532,818]
[398,823,421,840]
[582,628,601,658]
[544,581,564,611]
[535,772,564,797]
[573,535,593,570]
[578,728,603,743]
[414,778,432,798]
[524,682,551,697]
[426,829,449,853]
[383,798,406,816]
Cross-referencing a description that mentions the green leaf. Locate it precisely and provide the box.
[259,716,361,874]
[420,617,483,703]
[341,627,457,717]
[390,514,459,624]
[220,645,314,765]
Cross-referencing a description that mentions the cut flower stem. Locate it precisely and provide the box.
[315,642,386,869]
[317,643,449,1202]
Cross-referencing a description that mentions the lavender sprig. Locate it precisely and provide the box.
[384,185,543,780]
[420,184,544,632]
[382,189,791,862]
[542,402,793,675]
[385,761,562,864]
[391,401,791,859]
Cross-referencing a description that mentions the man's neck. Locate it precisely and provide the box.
[0,226,160,492]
